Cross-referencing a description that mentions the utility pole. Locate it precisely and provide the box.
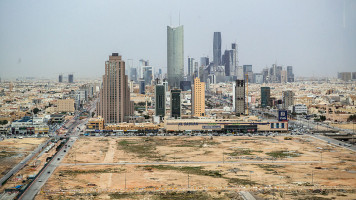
[311,170,314,185]
[223,150,224,164]
[187,173,190,189]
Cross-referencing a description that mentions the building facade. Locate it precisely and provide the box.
[261,87,271,108]
[68,74,74,83]
[167,25,184,87]
[282,90,294,110]
[235,80,245,115]
[97,53,134,123]
[192,77,205,117]
[213,32,222,66]
[155,85,166,117]
[171,89,181,119]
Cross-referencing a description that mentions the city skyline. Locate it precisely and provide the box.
[0,0,355,79]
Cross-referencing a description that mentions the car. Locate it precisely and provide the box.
[57,158,60,160]
[64,150,66,152]
[38,180,42,182]
[47,171,50,174]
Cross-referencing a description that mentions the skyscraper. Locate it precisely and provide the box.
[130,67,137,82]
[68,74,74,83]
[235,80,245,115]
[155,85,166,117]
[142,66,153,86]
[261,87,271,108]
[213,32,222,66]
[139,79,145,94]
[188,57,194,77]
[171,89,181,119]
[287,66,294,82]
[192,77,205,117]
[200,57,209,67]
[58,74,63,83]
[97,53,134,123]
[222,50,232,76]
[167,25,184,87]
[231,43,238,76]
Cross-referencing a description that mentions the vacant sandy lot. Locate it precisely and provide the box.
[331,123,356,132]
[0,138,47,176]
[37,136,356,199]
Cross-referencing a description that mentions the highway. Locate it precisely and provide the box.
[310,134,356,152]
[0,139,51,186]
[18,137,78,200]
[17,99,97,200]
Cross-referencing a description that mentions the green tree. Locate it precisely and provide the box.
[320,115,326,121]
[347,114,356,122]
[33,108,40,114]
[91,112,95,118]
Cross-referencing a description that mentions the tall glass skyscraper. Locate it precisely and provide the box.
[167,25,184,87]
[213,32,222,66]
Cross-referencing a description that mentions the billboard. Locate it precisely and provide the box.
[278,110,288,121]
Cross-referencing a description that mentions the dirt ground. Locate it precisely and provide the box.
[37,136,356,199]
[331,123,356,132]
[0,140,60,193]
[0,138,47,176]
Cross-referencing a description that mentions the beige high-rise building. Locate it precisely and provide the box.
[97,53,134,123]
[192,77,205,117]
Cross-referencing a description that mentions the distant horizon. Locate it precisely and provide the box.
[0,0,355,79]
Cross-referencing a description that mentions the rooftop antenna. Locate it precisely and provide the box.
[170,13,172,26]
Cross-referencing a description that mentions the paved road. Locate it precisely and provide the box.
[0,139,51,186]
[240,191,256,200]
[310,134,356,152]
[61,160,322,166]
[18,137,78,200]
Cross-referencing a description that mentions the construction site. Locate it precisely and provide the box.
[33,135,356,200]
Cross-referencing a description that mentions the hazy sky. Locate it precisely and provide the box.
[0,0,355,79]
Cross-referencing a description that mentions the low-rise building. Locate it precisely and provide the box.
[293,104,308,114]
[10,116,49,134]
[164,118,288,133]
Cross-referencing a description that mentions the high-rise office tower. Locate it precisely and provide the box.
[188,57,194,77]
[180,81,191,91]
[243,65,252,74]
[68,74,74,83]
[222,50,233,76]
[171,89,181,119]
[97,53,134,123]
[58,74,63,83]
[231,43,238,76]
[213,32,222,66]
[200,57,209,67]
[139,79,145,94]
[261,87,271,108]
[142,66,153,86]
[282,90,294,110]
[192,77,205,117]
[287,66,294,82]
[155,85,165,117]
[167,25,184,87]
[130,68,137,82]
[235,80,245,115]
[281,70,287,83]
[237,66,244,80]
